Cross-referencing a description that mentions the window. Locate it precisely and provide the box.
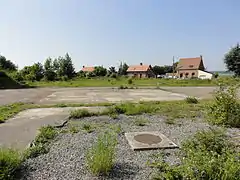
[140,74,142,78]
[185,73,189,78]
[180,73,183,78]
[189,65,194,68]
[192,72,195,76]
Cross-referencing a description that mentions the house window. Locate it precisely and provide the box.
[180,73,183,78]
[140,74,142,78]
[185,73,189,78]
[192,72,195,77]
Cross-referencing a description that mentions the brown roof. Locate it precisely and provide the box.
[127,64,151,72]
[177,57,203,70]
[81,66,95,72]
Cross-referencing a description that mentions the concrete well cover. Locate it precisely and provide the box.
[125,131,178,150]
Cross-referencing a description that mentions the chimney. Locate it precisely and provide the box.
[140,63,143,66]
[200,55,202,60]
[82,66,85,68]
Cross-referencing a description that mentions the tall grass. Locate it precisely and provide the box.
[86,130,118,175]
[0,148,22,179]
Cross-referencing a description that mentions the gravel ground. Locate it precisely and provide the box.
[19,115,240,180]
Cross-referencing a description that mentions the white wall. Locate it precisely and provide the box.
[197,70,213,79]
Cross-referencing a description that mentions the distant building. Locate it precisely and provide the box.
[127,63,155,78]
[176,56,213,79]
[81,66,95,73]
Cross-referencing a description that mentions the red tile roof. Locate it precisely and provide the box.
[177,57,203,70]
[127,64,151,72]
[81,66,95,72]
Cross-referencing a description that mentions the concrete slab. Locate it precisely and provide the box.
[125,131,178,150]
[0,106,105,149]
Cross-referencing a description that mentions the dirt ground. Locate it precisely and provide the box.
[0,87,216,105]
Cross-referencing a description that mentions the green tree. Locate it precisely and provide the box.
[43,57,56,81]
[118,62,129,75]
[224,43,240,76]
[19,62,44,81]
[108,66,116,74]
[94,66,107,76]
[57,53,75,79]
[0,55,17,71]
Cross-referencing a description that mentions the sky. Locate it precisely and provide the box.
[1,0,239,71]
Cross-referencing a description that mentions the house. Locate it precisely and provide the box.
[127,63,155,78]
[81,66,95,73]
[176,56,213,79]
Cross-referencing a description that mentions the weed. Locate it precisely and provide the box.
[0,148,22,179]
[70,109,97,119]
[185,96,199,104]
[127,78,133,85]
[118,85,128,89]
[69,126,80,134]
[108,124,122,134]
[150,128,240,180]
[82,122,95,133]
[55,103,67,107]
[207,85,240,127]
[86,130,118,175]
[109,113,118,119]
[25,126,57,158]
[165,117,176,125]
[133,117,149,126]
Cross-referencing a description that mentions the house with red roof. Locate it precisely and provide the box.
[176,55,212,79]
[127,63,155,78]
[81,66,95,73]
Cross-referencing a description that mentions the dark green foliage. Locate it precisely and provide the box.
[224,43,240,76]
[0,55,17,71]
[94,66,107,77]
[118,62,129,75]
[127,78,133,85]
[207,85,240,127]
[0,148,22,180]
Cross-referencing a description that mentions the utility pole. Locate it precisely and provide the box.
[172,56,175,78]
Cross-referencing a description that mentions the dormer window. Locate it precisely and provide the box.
[189,65,194,68]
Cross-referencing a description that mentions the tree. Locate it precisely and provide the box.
[94,66,107,76]
[224,43,240,76]
[19,62,44,81]
[0,55,17,71]
[57,53,75,79]
[108,66,116,74]
[118,62,129,75]
[44,57,56,81]
[152,66,166,75]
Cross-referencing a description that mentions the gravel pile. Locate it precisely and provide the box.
[20,115,239,180]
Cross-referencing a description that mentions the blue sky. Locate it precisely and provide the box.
[1,0,239,71]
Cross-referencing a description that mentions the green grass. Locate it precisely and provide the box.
[185,96,199,104]
[86,130,118,175]
[69,109,98,119]
[81,122,96,133]
[26,77,220,87]
[0,148,22,180]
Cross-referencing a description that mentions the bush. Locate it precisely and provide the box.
[185,96,199,104]
[127,78,133,85]
[207,85,240,127]
[150,129,240,180]
[69,109,96,119]
[0,148,22,179]
[86,130,118,175]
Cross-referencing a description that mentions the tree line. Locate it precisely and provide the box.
[1,43,240,82]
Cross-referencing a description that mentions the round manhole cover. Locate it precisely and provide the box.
[134,134,162,145]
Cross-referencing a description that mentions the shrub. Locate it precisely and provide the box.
[185,96,199,104]
[150,129,240,180]
[133,117,149,126]
[127,78,133,85]
[69,109,96,119]
[86,130,118,175]
[207,85,240,127]
[0,148,22,179]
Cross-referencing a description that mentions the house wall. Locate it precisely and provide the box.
[197,70,213,79]
[127,70,155,78]
[176,69,198,78]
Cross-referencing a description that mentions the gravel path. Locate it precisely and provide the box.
[19,115,239,180]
